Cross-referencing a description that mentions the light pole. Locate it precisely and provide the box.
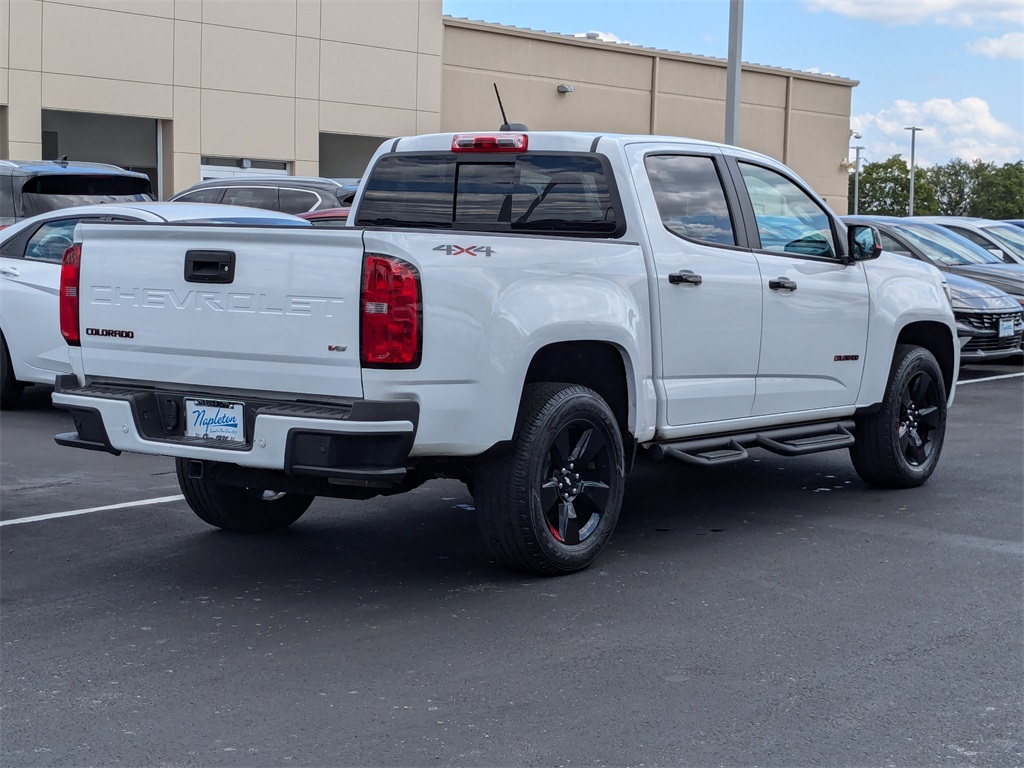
[905,125,924,215]
[724,0,744,146]
[851,144,865,214]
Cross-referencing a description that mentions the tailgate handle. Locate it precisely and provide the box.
[185,250,235,284]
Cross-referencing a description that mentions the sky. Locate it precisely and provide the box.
[441,0,1024,169]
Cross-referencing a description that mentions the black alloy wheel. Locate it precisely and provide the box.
[897,369,942,467]
[850,344,947,488]
[540,420,613,545]
[475,382,626,575]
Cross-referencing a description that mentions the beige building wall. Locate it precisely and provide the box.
[442,19,857,211]
[1,0,442,196]
[2,4,855,209]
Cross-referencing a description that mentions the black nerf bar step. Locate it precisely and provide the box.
[650,420,855,467]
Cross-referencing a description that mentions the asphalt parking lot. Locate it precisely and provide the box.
[2,361,1022,767]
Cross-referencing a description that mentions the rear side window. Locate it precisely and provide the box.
[221,186,278,210]
[645,154,736,246]
[24,219,81,263]
[175,187,224,204]
[279,188,320,214]
[356,153,623,237]
[19,174,153,218]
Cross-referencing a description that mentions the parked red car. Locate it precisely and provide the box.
[297,207,350,226]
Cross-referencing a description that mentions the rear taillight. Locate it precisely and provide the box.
[59,244,82,346]
[360,254,421,367]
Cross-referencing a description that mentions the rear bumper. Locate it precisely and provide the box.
[51,376,418,481]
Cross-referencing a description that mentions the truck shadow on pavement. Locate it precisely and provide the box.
[57,450,888,601]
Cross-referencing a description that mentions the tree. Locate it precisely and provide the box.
[853,155,938,216]
[925,158,978,216]
[970,161,1024,219]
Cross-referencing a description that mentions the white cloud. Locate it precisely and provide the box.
[805,0,1022,28]
[574,30,631,44]
[803,66,840,77]
[852,97,1023,165]
[966,32,1024,59]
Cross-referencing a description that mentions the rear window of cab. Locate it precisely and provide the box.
[355,153,624,238]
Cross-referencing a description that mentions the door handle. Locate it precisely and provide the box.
[0,266,20,277]
[668,270,703,285]
[769,277,797,291]
[184,250,235,284]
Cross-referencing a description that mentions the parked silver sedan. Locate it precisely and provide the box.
[912,216,1024,265]
[844,216,1023,363]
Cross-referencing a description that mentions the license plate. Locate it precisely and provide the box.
[999,317,1014,338]
[184,398,244,442]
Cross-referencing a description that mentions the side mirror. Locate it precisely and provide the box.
[848,224,883,261]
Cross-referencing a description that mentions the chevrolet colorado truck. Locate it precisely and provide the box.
[52,131,958,575]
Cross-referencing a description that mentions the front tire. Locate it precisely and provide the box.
[0,334,25,410]
[851,344,947,488]
[474,383,626,575]
[175,459,314,532]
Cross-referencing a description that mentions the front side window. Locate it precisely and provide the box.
[879,232,911,255]
[738,163,837,259]
[644,154,736,246]
[893,224,1002,266]
[946,226,997,252]
[356,153,622,237]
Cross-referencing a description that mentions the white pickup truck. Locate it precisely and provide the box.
[53,131,958,575]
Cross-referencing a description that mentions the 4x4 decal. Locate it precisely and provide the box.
[433,244,494,257]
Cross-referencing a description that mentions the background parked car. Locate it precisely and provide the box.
[912,216,1024,265]
[1,159,154,228]
[846,216,1024,298]
[942,272,1024,362]
[170,176,359,215]
[0,203,309,408]
[845,216,1023,362]
[297,207,351,226]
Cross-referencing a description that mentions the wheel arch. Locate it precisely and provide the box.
[896,321,956,398]
[523,340,635,447]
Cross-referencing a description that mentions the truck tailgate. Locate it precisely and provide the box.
[75,223,365,399]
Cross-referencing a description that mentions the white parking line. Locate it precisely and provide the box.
[958,372,1024,385]
[0,494,184,527]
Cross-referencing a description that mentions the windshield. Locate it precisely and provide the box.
[982,224,1024,257]
[19,174,154,218]
[893,224,1004,266]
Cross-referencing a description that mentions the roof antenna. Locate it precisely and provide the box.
[493,83,528,132]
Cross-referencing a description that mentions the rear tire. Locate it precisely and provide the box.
[0,333,25,410]
[850,344,947,488]
[474,383,626,575]
[175,459,314,532]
